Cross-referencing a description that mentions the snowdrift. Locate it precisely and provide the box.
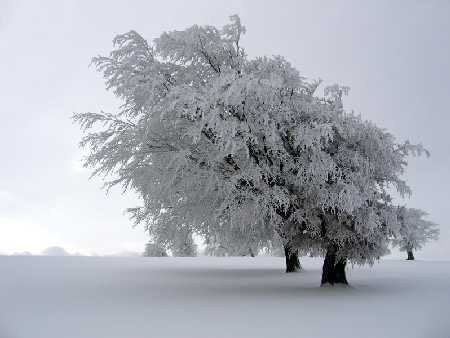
[0,256,449,338]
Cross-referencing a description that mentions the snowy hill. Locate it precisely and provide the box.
[0,256,449,338]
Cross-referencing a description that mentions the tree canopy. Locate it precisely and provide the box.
[74,15,435,285]
[393,207,439,260]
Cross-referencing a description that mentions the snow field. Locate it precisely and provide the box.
[0,256,449,338]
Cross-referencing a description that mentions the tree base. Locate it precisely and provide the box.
[249,247,255,257]
[284,244,301,273]
[321,245,348,286]
[406,250,415,260]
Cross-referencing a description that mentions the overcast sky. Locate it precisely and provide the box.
[0,0,449,258]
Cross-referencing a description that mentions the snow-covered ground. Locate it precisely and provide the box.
[0,256,449,338]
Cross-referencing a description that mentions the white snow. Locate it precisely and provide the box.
[0,256,449,338]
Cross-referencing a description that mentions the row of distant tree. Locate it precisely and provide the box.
[4,247,69,256]
[75,16,438,285]
[144,205,439,261]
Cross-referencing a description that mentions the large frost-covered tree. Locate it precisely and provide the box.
[393,206,439,260]
[301,98,430,285]
[73,15,327,272]
[74,15,430,285]
[260,90,428,284]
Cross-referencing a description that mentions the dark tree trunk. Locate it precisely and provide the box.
[249,247,255,257]
[407,250,415,260]
[321,245,337,285]
[284,244,301,273]
[321,245,348,286]
[333,258,348,284]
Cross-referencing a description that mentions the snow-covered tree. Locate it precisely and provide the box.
[393,206,439,260]
[143,241,167,257]
[42,246,70,256]
[292,94,429,285]
[74,15,429,284]
[73,15,327,272]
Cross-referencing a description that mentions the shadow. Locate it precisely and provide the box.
[161,266,285,279]
[128,265,367,302]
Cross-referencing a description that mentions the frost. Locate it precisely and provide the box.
[74,16,436,284]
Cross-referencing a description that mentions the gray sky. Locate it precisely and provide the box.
[0,0,449,258]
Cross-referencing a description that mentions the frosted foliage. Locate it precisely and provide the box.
[204,219,267,256]
[171,228,197,257]
[143,241,167,257]
[146,211,197,256]
[393,207,439,253]
[74,15,430,267]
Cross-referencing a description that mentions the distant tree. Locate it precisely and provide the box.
[143,241,167,257]
[393,207,439,260]
[12,251,32,256]
[42,246,69,256]
[171,228,197,257]
[203,220,263,257]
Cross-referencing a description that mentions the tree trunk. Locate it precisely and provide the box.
[407,250,415,260]
[284,244,301,273]
[333,258,348,284]
[321,245,348,286]
[321,245,337,285]
[249,247,255,257]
